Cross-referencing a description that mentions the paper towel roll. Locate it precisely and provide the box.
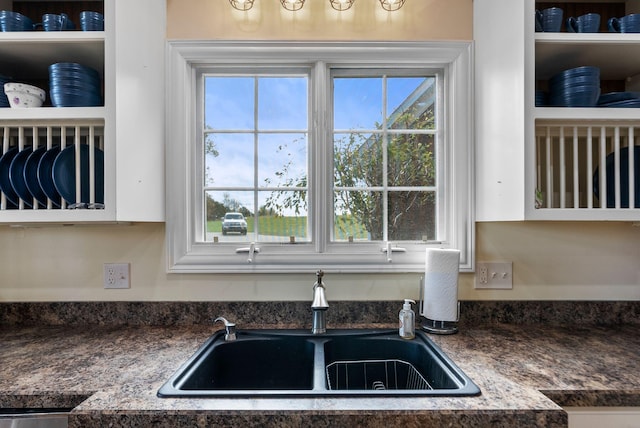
[421,248,460,322]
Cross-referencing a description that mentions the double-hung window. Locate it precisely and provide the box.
[166,42,474,273]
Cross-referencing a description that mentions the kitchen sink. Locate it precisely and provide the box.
[157,329,480,398]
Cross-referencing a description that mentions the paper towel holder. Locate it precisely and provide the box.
[419,276,460,335]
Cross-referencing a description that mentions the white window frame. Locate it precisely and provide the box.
[165,41,474,273]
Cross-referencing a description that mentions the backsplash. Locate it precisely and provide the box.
[0,301,638,327]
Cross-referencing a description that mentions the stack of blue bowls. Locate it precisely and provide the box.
[42,13,75,31]
[49,63,102,107]
[535,90,548,107]
[0,75,10,107]
[79,11,104,31]
[535,7,564,32]
[548,66,600,107]
[0,10,34,31]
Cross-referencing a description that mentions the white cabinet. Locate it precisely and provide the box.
[476,0,640,221]
[0,0,164,223]
[566,407,640,428]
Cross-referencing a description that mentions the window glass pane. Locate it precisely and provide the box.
[259,190,309,243]
[258,133,307,188]
[388,191,436,241]
[205,133,254,187]
[386,77,436,130]
[334,132,383,188]
[205,77,254,130]
[205,190,254,241]
[203,73,309,245]
[332,72,438,244]
[258,77,308,130]
[334,190,382,242]
[387,133,435,187]
[333,77,382,130]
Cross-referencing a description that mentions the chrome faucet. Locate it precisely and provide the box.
[214,316,237,341]
[311,270,329,334]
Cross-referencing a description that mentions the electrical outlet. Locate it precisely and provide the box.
[475,262,513,289]
[104,263,130,289]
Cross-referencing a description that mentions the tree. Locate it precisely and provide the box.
[334,105,436,241]
[206,195,227,221]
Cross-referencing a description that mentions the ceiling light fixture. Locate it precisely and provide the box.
[379,0,405,11]
[329,0,355,11]
[280,0,305,11]
[229,0,255,11]
[230,0,406,12]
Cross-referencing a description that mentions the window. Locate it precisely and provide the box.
[166,42,474,273]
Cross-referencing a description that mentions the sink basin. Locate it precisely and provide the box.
[177,335,316,391]
[158,329,480,398]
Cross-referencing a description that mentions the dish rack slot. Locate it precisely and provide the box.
[325,359,433,391]
[0,121,105,210]
[535,122,640,210]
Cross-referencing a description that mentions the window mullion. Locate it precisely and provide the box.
[253,77,260,239]
[382,75,389,243]
[312,61,330,253]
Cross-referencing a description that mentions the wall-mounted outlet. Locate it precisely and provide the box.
[104,263,131,289]
[475,262,513,289]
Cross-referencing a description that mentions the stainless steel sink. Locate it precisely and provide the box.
[157,329,480,398]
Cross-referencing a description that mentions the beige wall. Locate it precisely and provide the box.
[0,221,638,302]
[166,0,472,41]
[0,0,638,303]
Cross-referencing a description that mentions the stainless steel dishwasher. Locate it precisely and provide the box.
[0,408,70,428]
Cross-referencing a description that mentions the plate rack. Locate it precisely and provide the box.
[535,121,640,211]
[0,120,105,211]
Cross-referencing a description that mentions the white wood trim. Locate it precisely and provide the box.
[165,41,474,273]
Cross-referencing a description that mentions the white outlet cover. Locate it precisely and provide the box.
[104,263,131,289]
[475,262,513,289]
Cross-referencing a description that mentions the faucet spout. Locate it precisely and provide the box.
[311,270,329,334]
[214,316,237,341]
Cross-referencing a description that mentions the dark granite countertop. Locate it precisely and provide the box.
[0,322,639,427]
[0,301,639,427]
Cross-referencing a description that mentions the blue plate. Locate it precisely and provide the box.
[37,146,62,208]
[597,91,640,105]
[0,147,19,207]
[9,147,37,208]
[52,144,104,205]
[24,146,48,207]
[593,146,640,208]
[600,99,640,108]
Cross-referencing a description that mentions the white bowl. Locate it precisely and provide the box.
[3,82,46,108]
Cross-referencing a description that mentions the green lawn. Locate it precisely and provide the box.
[208,215,368,239]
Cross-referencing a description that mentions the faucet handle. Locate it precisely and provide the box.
[214,316,237,341]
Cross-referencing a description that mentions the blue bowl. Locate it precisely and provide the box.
[0,11,35,31]
[549,66,600,84]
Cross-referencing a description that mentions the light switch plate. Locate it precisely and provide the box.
[475,262,513,289]
[104,263,131,289]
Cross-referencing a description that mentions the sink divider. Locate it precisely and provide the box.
[312,338,329,392]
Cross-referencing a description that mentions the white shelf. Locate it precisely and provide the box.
[0,32,104,80]
[535,107,640,121]
[475,0,640,222]
[0,207,115,224]
[535,33,640,80]
[529,1,640,221]
[0,0,165,224]
[0,106,105,121]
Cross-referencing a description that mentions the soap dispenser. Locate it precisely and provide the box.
[399,299,416,339]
